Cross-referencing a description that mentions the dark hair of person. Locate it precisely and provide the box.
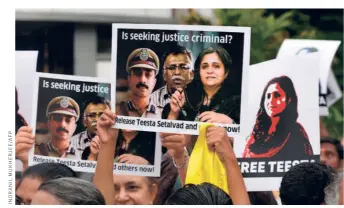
[38,177,105,205]
[161,44,193,68]
[249,75,300,153]
[248,191,278,205]
[82,95,111,115]
[164,182,233,205]
[280,162,336,205]
[20,163,77,184]
[184,47,233,112]
[321,137,344,160]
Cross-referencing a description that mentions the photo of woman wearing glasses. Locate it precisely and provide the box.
[162,46,241,125]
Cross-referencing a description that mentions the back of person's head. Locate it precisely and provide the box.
[165,182,232,205]
[35,177,105,205]
[248,191,278,205]
[280,162,336,205]
[22,163,77,182]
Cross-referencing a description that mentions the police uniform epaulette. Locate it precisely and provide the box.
[127,100,135,111]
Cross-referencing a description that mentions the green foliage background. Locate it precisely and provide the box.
[182,9,343,139]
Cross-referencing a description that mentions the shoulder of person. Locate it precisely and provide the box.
[151,85,166,95]
[288,122,311,145]
[71,131,85,139]
[293,122,308,135]
[115,101,128,115]
[223,94,241,105]
[35,143,48,156]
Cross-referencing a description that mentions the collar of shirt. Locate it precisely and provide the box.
[47,142,76,156]
[84,129,94,143]
[127,99,157,115]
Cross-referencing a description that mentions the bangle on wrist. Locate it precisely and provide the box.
[172,147,189,169]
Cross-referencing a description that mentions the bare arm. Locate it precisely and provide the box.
[206,126,250,205]
[223,149,250,204]
[173,150,189,185]
[93,109,118,205]
[93,138,116,204]
[160,133,190,185]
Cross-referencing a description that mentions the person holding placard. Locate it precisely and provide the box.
[160,126,250,205]
[93,109,158,205]
[242,76,313,159]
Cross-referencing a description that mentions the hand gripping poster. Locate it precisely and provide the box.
[111,23,251,137]
[234,54,321,191]
[277,39,341,116]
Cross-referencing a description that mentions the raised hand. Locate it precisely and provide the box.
[88,135,101,161]
[169,88,186,117]
[160,132,190,159]
[206,126,234,163]
[97,109,118,144]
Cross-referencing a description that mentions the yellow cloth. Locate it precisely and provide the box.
[185,123,229,194]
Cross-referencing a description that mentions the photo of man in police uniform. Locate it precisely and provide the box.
[86,48,160,165]
[35,96,81,159]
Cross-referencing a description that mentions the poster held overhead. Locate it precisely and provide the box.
[111,23,251,137]
[234,54,321,191]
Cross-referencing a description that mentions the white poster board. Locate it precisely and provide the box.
[111,23,251,136]
[15,51,38,127]
[235,55,321,191]
[15,51,38,172]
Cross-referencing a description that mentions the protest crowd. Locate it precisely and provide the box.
[14,112,344,205]
[14,22,343,206]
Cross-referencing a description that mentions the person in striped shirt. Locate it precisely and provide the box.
[150,45,194,111]
[71,95,111,159]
